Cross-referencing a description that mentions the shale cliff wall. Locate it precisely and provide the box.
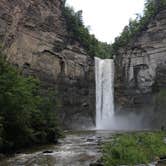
[115,9,166,128]
[0,0,95,129]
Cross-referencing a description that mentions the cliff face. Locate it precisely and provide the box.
[115,9,166,128]
[0,0,95,129]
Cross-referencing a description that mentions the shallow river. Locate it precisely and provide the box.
[0,130,116,166]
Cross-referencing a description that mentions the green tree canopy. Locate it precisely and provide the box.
[110,0,166,57]
[62,3,113,59]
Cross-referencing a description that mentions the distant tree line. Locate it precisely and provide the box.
[110,0,166,57]
[0,51,62,153]
[62,0,166,59]
[62,1,113,59]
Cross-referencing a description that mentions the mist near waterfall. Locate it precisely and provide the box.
[95,57,114,130]
[95,57,149,131]
[99,112,149,131]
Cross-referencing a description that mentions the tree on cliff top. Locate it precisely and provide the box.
[62,2,113,59]
[110,0,166,57]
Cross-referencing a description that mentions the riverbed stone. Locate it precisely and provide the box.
[0,153,5,160]
[157,159,166,166]
[90,162,104,166]
[43,150,53,154]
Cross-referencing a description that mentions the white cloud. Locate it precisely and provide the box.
[66,0,145,43]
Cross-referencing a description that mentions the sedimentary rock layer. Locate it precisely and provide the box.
[0,0,95,129]
[115,9,166,128]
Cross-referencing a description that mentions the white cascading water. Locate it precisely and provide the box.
[95,57,114,130]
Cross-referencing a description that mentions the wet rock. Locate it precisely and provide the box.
[43,150,53,154]
[87,138,95,142]
[160,156,166,160]
[90,162,104,166]
[90,159,104,166]
[157,159,166,166]
[0,153,5,160]
[97,136,102,139]
[0,131,114,165]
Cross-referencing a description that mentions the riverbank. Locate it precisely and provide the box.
[1,130,165,166]
[102,131,166,166]
[0,130,114,166]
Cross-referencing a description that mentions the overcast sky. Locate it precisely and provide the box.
[66,0,145,43]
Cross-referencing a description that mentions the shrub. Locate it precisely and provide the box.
[103,132,166,166]
[0,52,62,153]
[110,0,166,57]
[62,3,113,59]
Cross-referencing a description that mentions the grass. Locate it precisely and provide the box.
[102,131,166,166]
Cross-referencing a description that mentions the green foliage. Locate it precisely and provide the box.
[0,52,62,153]
[103,132,166,166]
[62,3,112,58]
[62,0,166,58]
[32,90,62,143]
[159,0,166,7]
[156,88,166,107]
[110,0,166,57]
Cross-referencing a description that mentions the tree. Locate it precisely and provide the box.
[62,4,113,58]
[0,54,40,150]
[0,52,62,152]
[110,0,166,57]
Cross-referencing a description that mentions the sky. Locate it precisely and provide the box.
[66,0,145,43]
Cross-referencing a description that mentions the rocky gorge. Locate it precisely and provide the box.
[0,0,166,165]
[0,0,95,129]
[115,8,166,128]
[0,0,166,130]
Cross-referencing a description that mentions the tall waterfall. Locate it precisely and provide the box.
[95,57,114,130]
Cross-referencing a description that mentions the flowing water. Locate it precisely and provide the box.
[95,57,145,130]
[0,131,115,166]
[95,57,115,130]
[0,57,153,166]
[0,57,148,166]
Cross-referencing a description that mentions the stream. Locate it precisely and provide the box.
[0,130,115,166]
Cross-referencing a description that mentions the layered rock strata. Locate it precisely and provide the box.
[115,9,166,128]
[0,0,95,129]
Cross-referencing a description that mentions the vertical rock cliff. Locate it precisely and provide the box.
[0,0,95,129]
[115,9,166,128]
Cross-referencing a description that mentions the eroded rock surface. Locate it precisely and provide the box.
[115,9,166,128]
[0,0,95,129]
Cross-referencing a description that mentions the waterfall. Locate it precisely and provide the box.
[95,57,114,130]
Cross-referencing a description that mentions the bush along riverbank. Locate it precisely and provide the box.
[0,51,63,154]
[102,131,166,166]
